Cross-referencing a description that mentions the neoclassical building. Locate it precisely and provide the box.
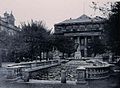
[54,14,105,57]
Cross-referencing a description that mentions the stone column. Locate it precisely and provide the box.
[84,37,87,57]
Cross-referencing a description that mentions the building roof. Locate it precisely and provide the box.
[55,14,105,25]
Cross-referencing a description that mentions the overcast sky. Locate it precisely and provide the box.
[0,0,119,29]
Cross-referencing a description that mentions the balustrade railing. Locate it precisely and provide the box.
[77,65,110,83]
[85,66,110,79]
[8,60,59,68]
[6,60,60,80]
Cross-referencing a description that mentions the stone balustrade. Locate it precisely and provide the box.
[85,65,110,79]
[8,60,59,69]
[6,60,60,80]
[6,66,25,79]
[76,64,110,84]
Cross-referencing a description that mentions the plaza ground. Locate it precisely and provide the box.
[0,75,119,88]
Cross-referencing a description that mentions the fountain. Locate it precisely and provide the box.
[64,48,111,83]
[74,44,82,59]
[74,37,82,59]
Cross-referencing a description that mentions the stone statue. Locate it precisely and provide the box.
[76,44,81,52]
[75,43,82,59]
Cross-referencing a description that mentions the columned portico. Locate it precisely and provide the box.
[54,14,105,57]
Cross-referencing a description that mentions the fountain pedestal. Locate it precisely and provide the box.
[74,43,82,59]
[75,51,82,59]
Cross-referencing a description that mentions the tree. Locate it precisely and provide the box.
[6,20,53,62]
[54,36,76,58]
[88,37,106,57]
[21,21,51,61]
[41,34,54,60]
[8,31,28,62]
[104,2,120,56]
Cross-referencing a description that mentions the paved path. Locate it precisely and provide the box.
[0,78,118,88]
[0,76,88,88]
[0,80,88,88]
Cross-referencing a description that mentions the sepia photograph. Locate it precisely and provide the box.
[0,0,120,88]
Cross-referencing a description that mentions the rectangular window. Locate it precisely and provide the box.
[79,25,85,31]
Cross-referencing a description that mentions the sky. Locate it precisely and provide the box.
[0,0,119,29]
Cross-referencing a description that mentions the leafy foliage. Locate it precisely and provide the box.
[88,37,106,56]
[21,21,52,61]
[6,21,53,62]
[104,2,120,56]
[54,35,76,58]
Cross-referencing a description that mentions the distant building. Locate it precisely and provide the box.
[54,14,105,57]
[0,12,20,62]
[0,12,20,35]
